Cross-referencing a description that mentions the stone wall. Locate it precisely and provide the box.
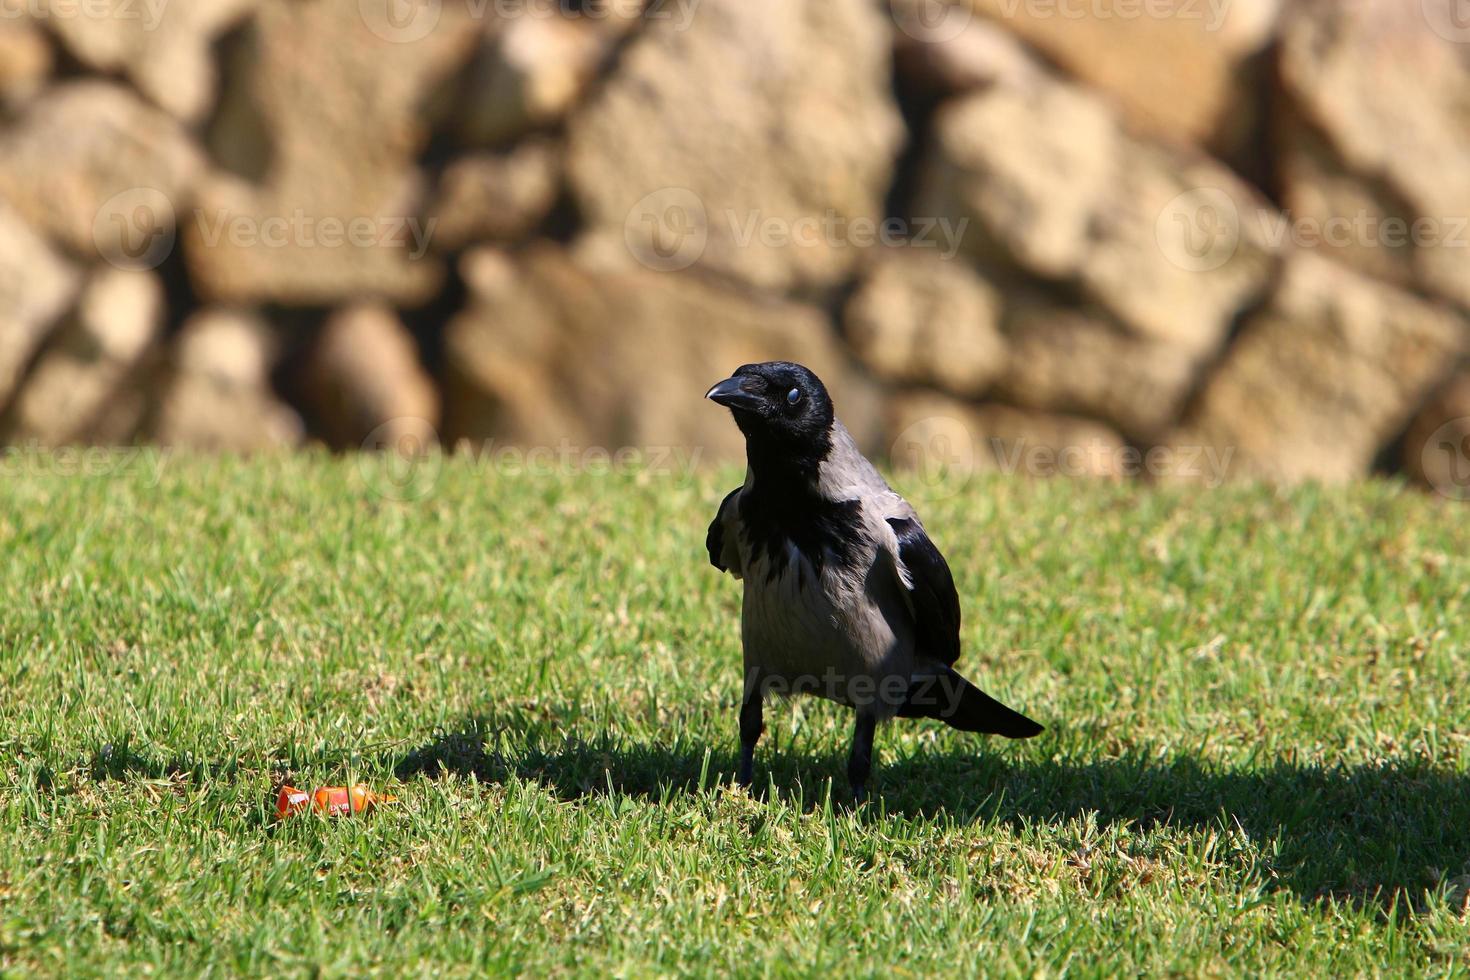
[1,0,1468,495]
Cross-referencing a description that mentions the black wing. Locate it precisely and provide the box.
[707,487,742,572]
[887,516,962,666]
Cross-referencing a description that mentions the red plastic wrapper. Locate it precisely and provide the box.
[275,784,397,819]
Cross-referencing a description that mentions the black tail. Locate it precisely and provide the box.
[897,667,1043,738]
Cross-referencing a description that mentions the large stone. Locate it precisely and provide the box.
[1278,0,1470,310]
[185,0,481,304]
[995,297,1203,443]
[0,81,201,262]
[0,201,79,410]
[2,267,163,444]
[306,304,440,449]
[919,81,1117,280]
[886,392,1129,486]
[451,5,636,147]
[1178,253,1470,483]
[148,310,303,451]
[891,8,1041,96]
[426,138,561,250]
[445,246,877,460]
[0,16,51,111]
[967,0,1280,148]
[83,386,153,445]
[1402,373,1470,502]
[43,0,258,122]
[1275,118,1419,293]
[843,249,1007,397]
[917,79,1277,354]
[567,0,903,294]
[1085,144,1277,351]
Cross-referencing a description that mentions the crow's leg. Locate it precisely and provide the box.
[737,667,764,788]
[847,711,877,804]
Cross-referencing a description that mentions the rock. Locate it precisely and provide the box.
[1278,0,1470,309]
[426,138,561,250]
[967,0,1281,148]
[178,311,277,386]
[995,297,1202,443]
[1085,144,1276,352]
[917,79,1277,354]
[445,246,878,460]
[1403,373,1470,502]
[843,250,1007,397]
[148,310,303,450]
[886,392,1128,486]
[2,267,164,444]
[0,81,201,262]
[43,0,258,122]
[918,81,1118,279]
[0,201,79,411]
[306,305,440,449]
[186,171,447,306]
[567,0,903,294]
[453,12,620,147]
[184,0,481,304]
[1275,118,1419,292]
[84,379,155,446]
[0,17,51,111]
[1178,253,1470,483]
[891,10,1041,96]
[1281,2,1466,217]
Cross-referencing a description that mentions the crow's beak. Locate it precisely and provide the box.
[705,376,764,412]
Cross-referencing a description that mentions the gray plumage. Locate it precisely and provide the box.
[713,421,919,712]
[705,362,1041,801]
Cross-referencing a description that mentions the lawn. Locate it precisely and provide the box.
[1,451,1468,976]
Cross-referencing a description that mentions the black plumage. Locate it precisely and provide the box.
[885,516,962,668]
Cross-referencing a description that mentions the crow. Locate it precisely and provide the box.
[705,361,1042,801]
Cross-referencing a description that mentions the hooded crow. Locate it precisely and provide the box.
[705,361,1042,801]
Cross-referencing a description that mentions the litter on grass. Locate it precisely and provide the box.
[276,784,397,819]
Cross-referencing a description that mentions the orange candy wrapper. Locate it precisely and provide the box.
[275,784,397,819]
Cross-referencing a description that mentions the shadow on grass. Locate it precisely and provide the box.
[393,712,1470,908]
[88,734,245,783]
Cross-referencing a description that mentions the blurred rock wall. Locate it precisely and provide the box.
[1,0,1469,495]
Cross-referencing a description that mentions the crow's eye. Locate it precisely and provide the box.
[787,388,802,405]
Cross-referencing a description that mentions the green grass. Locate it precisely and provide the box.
[2,452,1468,976]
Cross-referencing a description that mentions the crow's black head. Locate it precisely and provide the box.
[706,361,835,476]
